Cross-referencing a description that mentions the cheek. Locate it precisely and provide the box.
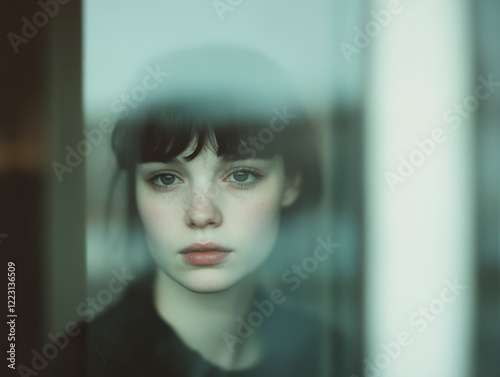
[245,198,279,222]
[227,195,282,269]
[230,192,283,239]
[136,190,181,238]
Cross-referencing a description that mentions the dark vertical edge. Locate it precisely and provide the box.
[329,1,367,374]
[0,1,48,373]
[473,1,500,376]
[42,0,86,373]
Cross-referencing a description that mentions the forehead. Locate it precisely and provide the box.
[138,146,281,169]
[181,131,217,159]
[135,130,284,176]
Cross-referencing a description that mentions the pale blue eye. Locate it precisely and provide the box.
[227,170,261,186]
[154,174,180,186]
[232,171,251,182]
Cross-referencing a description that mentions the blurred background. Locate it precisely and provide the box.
[1,0,499,376]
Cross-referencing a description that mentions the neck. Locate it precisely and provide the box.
[153,268,262,370]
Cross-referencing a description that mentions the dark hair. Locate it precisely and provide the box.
[108,46,322,256]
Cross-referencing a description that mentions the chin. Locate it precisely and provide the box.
[179,272,243,294]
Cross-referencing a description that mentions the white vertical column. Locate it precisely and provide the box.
[364,0,474,377]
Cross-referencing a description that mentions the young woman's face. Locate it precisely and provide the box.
[135,142,300,293]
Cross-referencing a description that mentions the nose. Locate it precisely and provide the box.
[184,185,222,229]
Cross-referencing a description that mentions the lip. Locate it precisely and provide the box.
[180,242,232,266]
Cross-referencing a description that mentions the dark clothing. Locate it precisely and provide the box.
[43,275,344,377]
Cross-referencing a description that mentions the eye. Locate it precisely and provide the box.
[232,171,251,182]
[149,172,182,189]
[226,168,262,188]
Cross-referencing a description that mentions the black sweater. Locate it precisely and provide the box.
[42,275,344,377]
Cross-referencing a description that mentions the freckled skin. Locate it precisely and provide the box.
[135,146,300,293]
